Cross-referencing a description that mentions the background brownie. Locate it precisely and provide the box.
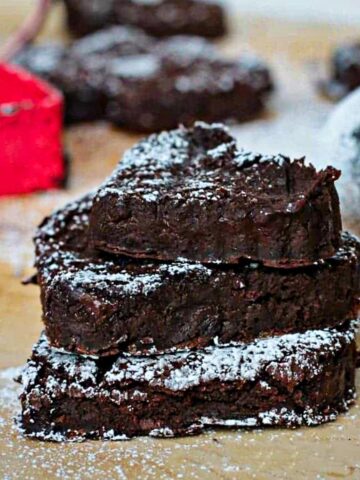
[104,35,273,131]
[321,42,360,100]
[34,194,359,356]
[14,27,273,129]
[63,0,227,39]
[18,324,357,440]
[14,27,153,123]
[90,123,342,266]
[13,43,66,84]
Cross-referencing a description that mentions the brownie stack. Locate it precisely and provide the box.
[18,123,360,441]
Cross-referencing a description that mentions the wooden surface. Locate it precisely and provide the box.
[0,2,360,479]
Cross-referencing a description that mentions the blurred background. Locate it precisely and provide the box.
[224,0,360,24]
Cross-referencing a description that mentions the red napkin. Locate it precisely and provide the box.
[0,63,65,195]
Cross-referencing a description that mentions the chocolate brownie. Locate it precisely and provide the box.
[33,193,359,356]
[14,28,153,123]
[89,123,342,266]
[12,43,66,84]
[13,27,273,129]
[63,0,227,39]
[103,35,273,131]
[321,42,360,100]
[18,323,358,441]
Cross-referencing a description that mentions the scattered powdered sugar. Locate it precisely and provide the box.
[1,360,360,478]
[200,401,352,428]
[36,337,97,380]
[103,430,129,441]
[121,127,190,170]
[207,140,236,160]
[105,322,358,390]
[35,192,217,307]
[15,321,358,445]
[94,121,308,211]
[132,0,163,4]
[60,269,164,297]
[149,427,175,438]
[109,55,160,79]
[19,336,99,401]
[36,193,94,241]
[158,262,211,276]
[43,253,213,301]
[13,43,65,76]
[160,36,215,65]
[71,26,149,57]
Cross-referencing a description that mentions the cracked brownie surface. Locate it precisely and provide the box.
[18,323,358,441]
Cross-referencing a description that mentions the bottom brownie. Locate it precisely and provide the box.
[18,322,357,441]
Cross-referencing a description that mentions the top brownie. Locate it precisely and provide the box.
[63,0,226,39]
[89,122,342,266]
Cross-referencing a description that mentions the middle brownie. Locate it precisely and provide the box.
[34,194,360,356]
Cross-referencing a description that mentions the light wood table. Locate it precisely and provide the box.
[0,2,359,478]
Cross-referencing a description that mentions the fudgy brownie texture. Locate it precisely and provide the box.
[34,194,359,356]
[18,324,358,441]
[13,27,273,129]
[321,42,360,100]
[63,0,227,39]
[89,123,342,266]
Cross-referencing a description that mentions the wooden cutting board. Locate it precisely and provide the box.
[0,2,359,478]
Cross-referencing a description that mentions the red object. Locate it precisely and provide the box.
[0,63,64,195]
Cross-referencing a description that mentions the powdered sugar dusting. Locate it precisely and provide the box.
[105,322,358,390]
[34,190,215,303]
[16,322,357,445]
[94,121,322,216]
[109,55,160,79]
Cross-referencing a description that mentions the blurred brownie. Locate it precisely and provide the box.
[321,42,360,100]
[18,324,358,440]
[89,123,342,266]
[63,0,114,37]
[13,27,273,129]
[56,26,158,123]
[34,191,359,356]
[63,0,227,39]
[12,43,66,84]
[14,27,152,123]
[103,35,273,131]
